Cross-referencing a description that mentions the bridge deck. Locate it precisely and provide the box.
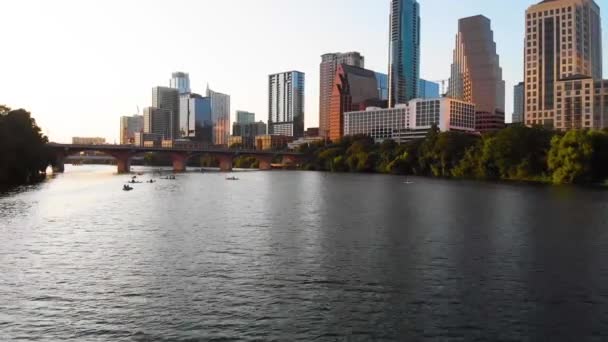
[47,143,302,156]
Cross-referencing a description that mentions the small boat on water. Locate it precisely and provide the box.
[128,180,143,184]
[147,179,156,184]
[123,185,134,191]
[225,176,239,181]
[404,177,414,185]
[161,175,176,180]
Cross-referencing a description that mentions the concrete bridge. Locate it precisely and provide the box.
[47,143,303,174]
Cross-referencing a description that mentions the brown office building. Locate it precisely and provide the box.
[319,52,365,138]
[328,64,382,142]
[448,15,506,133]
[524,0,604,129]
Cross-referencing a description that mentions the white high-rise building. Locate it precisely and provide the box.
[268,71,305,138]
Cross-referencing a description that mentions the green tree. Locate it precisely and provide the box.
[0,107,52,185]
[548,130,594,184]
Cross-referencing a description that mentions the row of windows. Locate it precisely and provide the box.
[527,6,573,19]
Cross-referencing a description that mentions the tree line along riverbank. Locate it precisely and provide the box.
[0,106,53,186]
[297,125,608,186]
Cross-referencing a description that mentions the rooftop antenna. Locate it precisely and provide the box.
[136,106,140,115]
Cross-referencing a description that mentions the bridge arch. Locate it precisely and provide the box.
[49,148,136,174]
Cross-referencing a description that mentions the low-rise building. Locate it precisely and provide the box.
[255,135,294,151]
[135,132,162,147]
[305,127,320,137]
[554,76,608,129]
[344,98,477,143]
[228,136,255,149]
[344,105,408,142]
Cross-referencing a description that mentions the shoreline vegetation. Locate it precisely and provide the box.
[0,106,52,186]
[296,125,608,187]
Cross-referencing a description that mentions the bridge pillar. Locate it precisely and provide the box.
[52,152,65,173]
[111,152,133,174]
[257,155,273,171]
[171,152,189,173]
[217,154,233,172]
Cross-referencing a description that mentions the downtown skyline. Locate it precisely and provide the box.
[1,0,607,143]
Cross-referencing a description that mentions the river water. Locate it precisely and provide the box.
[1,165,608,341]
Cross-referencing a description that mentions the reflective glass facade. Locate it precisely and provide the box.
[375,72,389,101]
[206,87,231,146]
[170,72,191,95]
[417,79,440,99]
[236,110,255,124]
[179,93,212,143]
[389,0,420,107]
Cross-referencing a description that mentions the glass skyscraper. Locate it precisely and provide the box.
[152,86,179,140]
[179,93,212,143]
[388,0,420,107]
[170,72,191,95]
[206,87,231,146]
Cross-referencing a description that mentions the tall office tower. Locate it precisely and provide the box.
[388,0,420,107]
[206,87,231,146]
[268,71,305,138]
[417,79,441,99]
[319,52,365,138]
[143,107,172,139]
[513,82,525,123]
[448,15,506,132]
[328,64,381,141]
[152,86,179,139]
[120,115,144,145]
[179,93,212,143]
[524,0,603,129]
[236,110,255,124]
[170,72,191,95]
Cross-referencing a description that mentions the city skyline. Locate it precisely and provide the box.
[1,0,607,143]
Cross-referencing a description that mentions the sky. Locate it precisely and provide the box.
[1,0,607,143]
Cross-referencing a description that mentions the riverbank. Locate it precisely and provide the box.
[297,125,608,186]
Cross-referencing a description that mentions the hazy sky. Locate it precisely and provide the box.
[1,0,607,143]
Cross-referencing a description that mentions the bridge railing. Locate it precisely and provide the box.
[47,143,302,155]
